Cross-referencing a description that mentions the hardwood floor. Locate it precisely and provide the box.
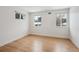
[0,35,79,52]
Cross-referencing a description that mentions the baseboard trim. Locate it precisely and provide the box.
[69,38,79,49]
[29,33,69,39]
[0,34,29,47]
[0,33,69,47]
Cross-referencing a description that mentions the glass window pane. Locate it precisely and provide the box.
[33,16,42,26]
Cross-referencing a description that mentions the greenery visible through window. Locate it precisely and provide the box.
[33,16,42,26]
[56,13,67,26]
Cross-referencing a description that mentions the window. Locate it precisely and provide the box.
[56,13,67,26]
[33,16,42,26]
[15,11,25,20]
[15,13,20,19]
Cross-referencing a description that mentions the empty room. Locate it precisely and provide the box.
[0,6,79,52]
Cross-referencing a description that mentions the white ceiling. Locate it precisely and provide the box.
[21,6,71,12]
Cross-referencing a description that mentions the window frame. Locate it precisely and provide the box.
[33,16,42,26]
[56,12,68,27]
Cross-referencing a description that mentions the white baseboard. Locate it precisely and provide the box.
[0,33,28,47]
[70,38,79,48]
[30,33,69,39]
[0,32,69,47]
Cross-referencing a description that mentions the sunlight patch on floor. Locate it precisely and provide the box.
[32,39,43,52]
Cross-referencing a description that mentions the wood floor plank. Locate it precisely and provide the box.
[0,35,79,52]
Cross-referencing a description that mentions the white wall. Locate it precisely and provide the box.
[70,7,79,48]
[30,9,69,38]
[0,7,29,46]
